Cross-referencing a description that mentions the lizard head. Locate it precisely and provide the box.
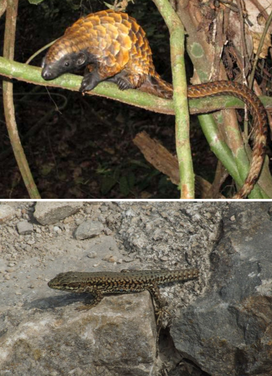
[48,271,80,291]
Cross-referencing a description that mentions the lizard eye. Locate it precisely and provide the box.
[64,61,70,67]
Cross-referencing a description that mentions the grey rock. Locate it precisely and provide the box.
[0,292,157,376]
[74,220,104,240]
[16,221,33,235]
[8,201,272,375]
[171,203,272,376]
[34,202,83,225]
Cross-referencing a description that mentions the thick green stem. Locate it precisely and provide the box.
[152,0,194,198]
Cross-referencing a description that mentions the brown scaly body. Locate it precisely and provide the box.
[42,9,267,199]
[48,269,199,310]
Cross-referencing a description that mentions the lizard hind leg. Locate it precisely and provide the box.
[147,285,169,351]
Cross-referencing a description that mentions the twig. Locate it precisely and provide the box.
[133,131,225,198]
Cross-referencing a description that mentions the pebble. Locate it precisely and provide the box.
[74,220,104,240]
[87,251,97,259]
[17,221,34,235]
[0,205,16,223]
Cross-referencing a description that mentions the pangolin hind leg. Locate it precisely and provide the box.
[107,72,136,90]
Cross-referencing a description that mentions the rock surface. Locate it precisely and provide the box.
[1,202,271,375]
[171,203,272,376]
[1,292,156,376]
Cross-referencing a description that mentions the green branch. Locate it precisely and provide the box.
[0,57,271,198]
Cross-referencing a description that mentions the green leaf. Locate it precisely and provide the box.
[41,164,54,176]
[119,176,130,197]
[100,176,118,195]
[28,0,44,4]
[127,172,135,189]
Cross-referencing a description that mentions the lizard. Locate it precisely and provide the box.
[41,9,268,199]
[48,269,199,354]
[48,268,199,313]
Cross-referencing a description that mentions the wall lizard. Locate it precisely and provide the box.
[48,269,199,313]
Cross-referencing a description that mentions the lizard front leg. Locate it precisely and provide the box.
[76,288,104,311]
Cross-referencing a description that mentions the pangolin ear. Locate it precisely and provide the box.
[76,52,87,67]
